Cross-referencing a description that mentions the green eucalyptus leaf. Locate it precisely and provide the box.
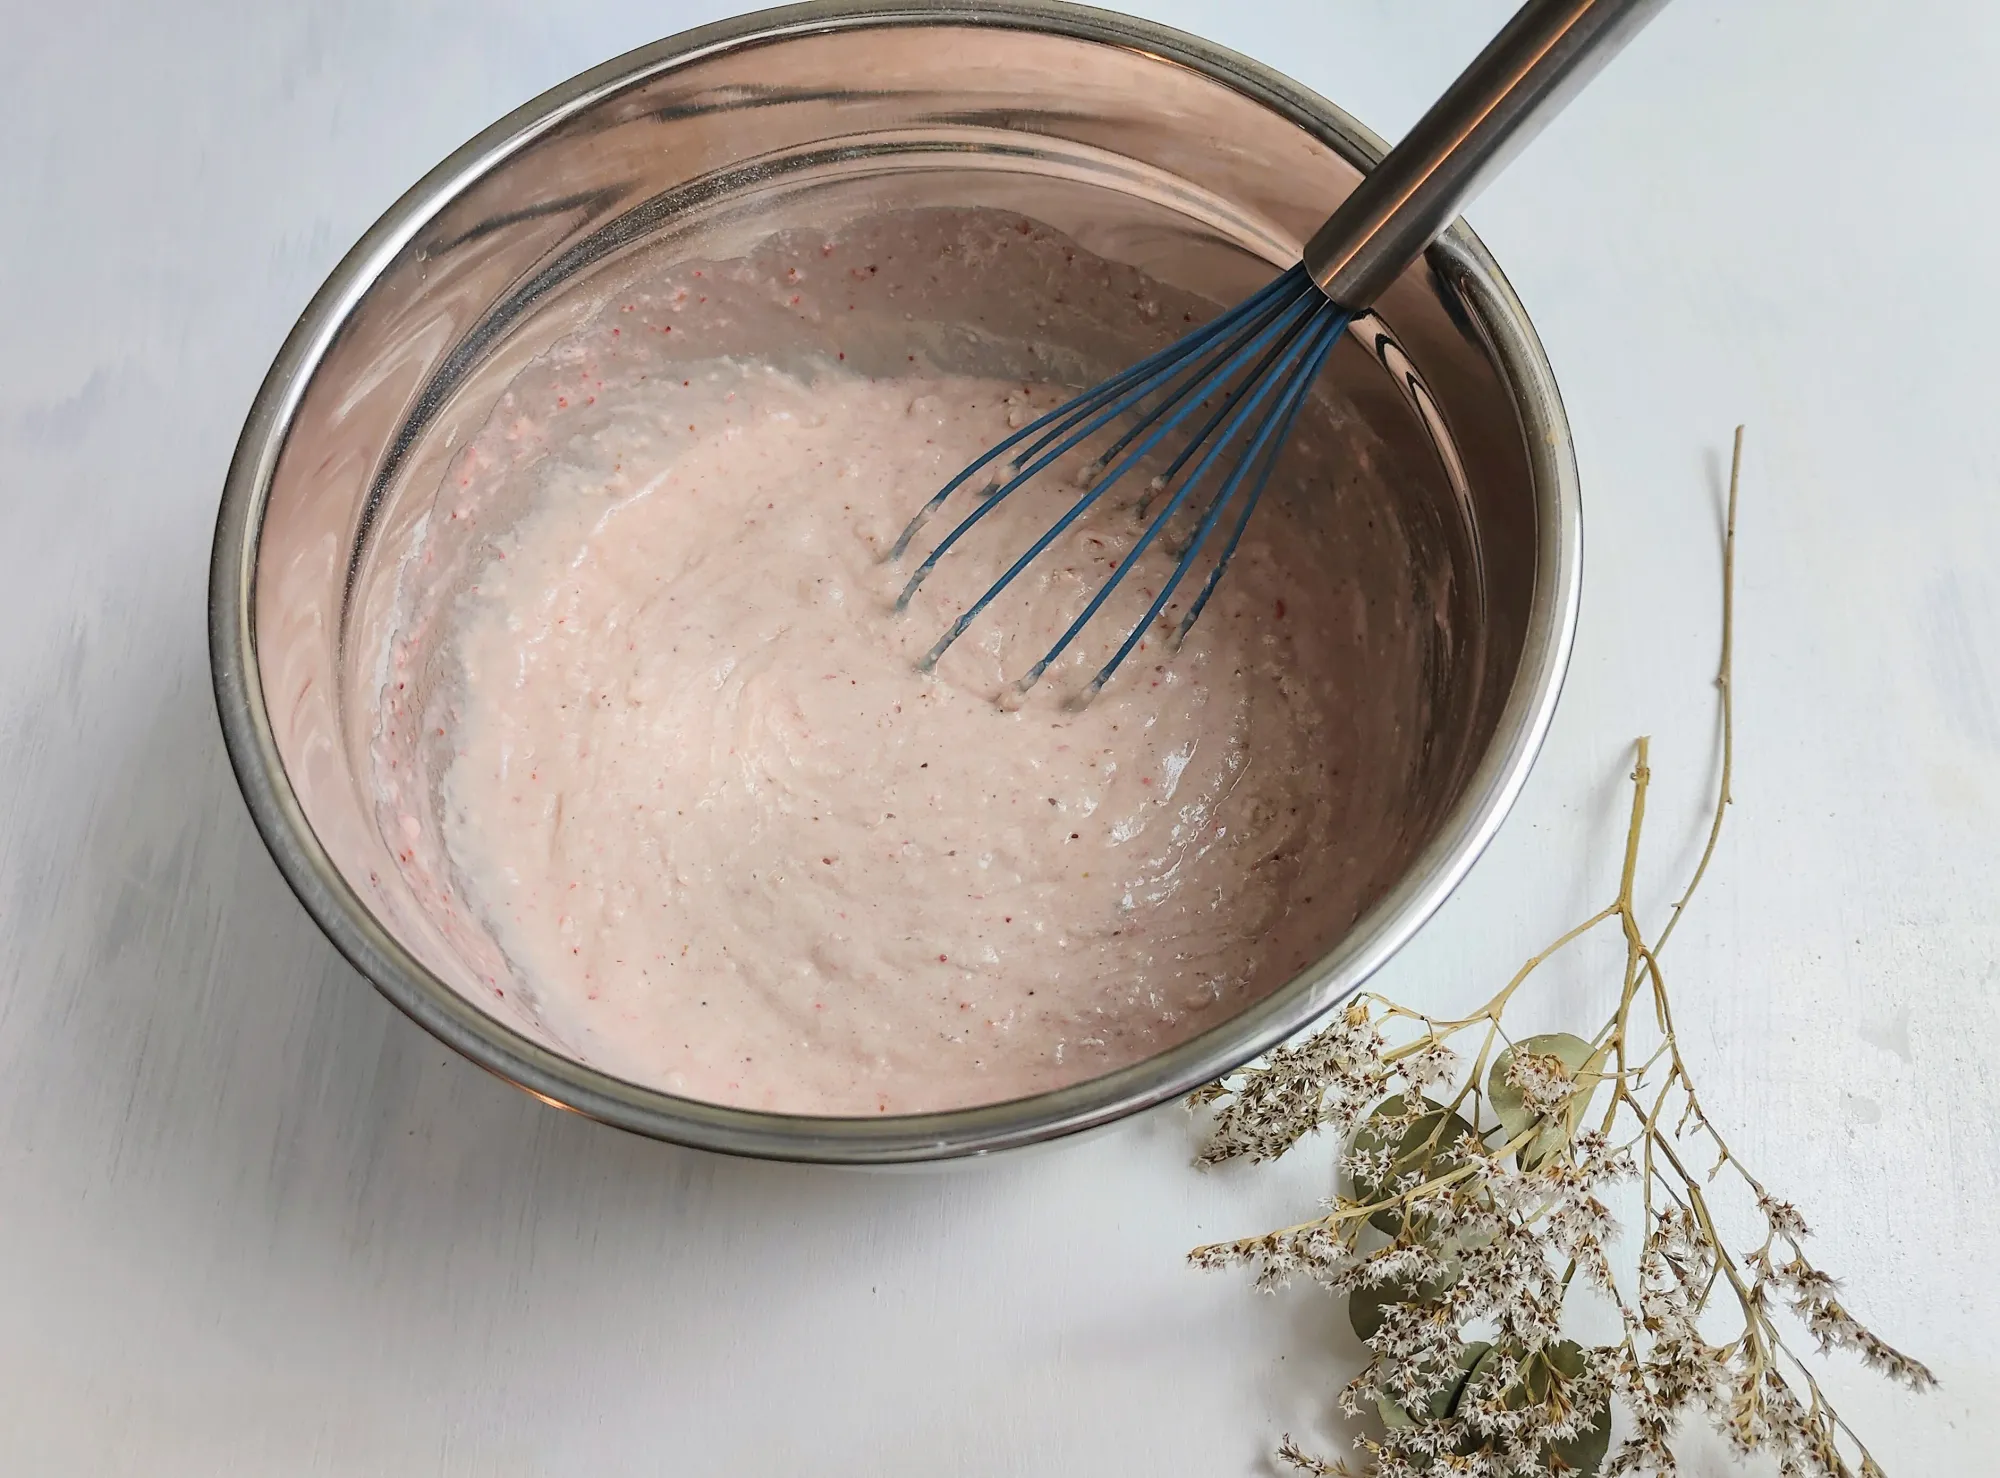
[1510,1341,1612,1476]
[1406,1339,1607,1469]
[1347,1280,1399,1344]
[1446,1342,1510,1456]
[1436,1340,1494,1420]
[1532,1338,1590,1393]
[1374,1340,1492,1445]
[1487,1033,1599,1168]
[1548,1399,1613,1476]
[1347,1250,1463,1343]
[1350,1094,1478,1232]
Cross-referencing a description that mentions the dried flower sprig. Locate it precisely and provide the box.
[1190,431,1932,1478]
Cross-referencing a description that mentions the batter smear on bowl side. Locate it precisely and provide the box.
[377,210,1440,1115]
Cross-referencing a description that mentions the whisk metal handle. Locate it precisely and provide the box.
[1303,0,1671,309]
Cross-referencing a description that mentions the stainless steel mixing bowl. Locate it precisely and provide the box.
[209,0,1578,1163]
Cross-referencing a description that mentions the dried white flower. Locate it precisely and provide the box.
[1401,1042,1459,1094]
[1194,1002,1388,1166]
[1504,1048,1577,1119]
[1757,1191,1812,1245]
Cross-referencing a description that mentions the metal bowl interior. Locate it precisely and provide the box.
[210,0,1578,1163]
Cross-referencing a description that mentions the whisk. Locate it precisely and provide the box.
[891,0,1669,701]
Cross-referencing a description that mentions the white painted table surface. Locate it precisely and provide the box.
[2,1,1995,1472]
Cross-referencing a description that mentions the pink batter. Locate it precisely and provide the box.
[387,211,1432,1115]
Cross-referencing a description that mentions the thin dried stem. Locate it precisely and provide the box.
[1652,423,1741,961]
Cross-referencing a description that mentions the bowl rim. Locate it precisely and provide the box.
[208,0,1580,1164]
